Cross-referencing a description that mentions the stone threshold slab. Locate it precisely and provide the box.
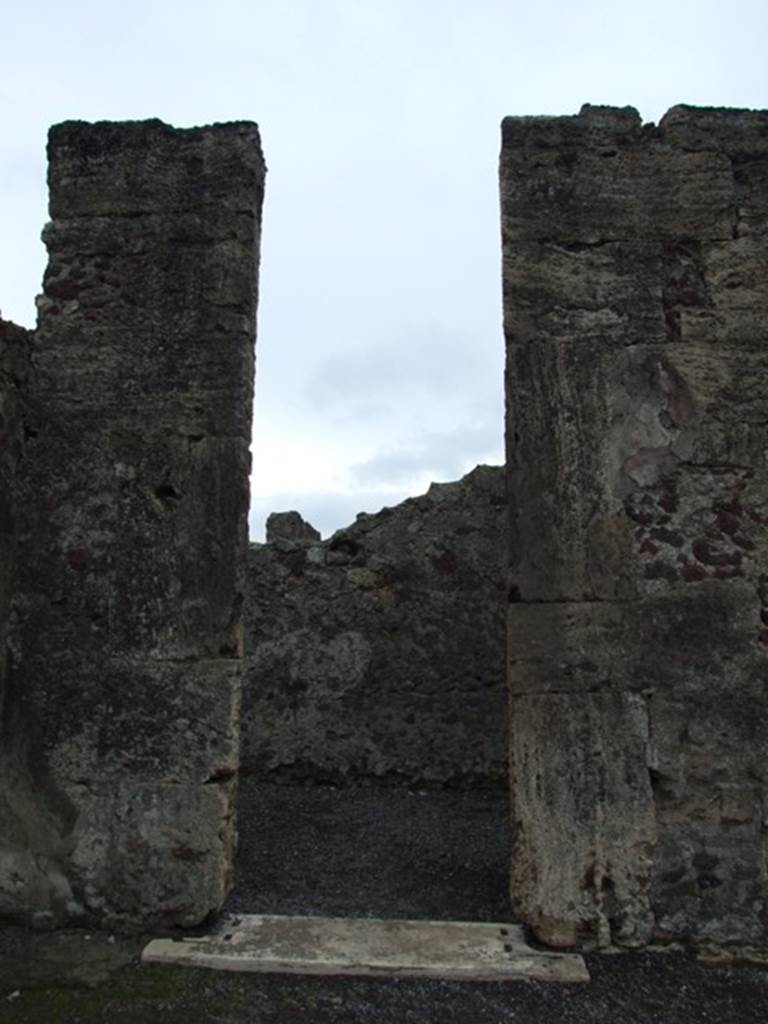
[141,913,589,983]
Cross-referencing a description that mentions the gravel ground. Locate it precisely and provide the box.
[224,778,512,921]
[1,779,766,1023]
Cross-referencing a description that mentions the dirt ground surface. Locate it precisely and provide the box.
[1,779,766,1023]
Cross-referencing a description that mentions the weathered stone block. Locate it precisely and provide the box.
[63,780,238,927]
[508,337,768,603]
[507,337,643,601]
[502,241,668,347]
[500,105,735,245]
[510,691,656,947]
[652,819,766,946]
[34,660,242,786]
[658,105,768,234]
[703,237,768,314]
[266,511,321,543]
[508,582,764,698]
[47,119,263,218]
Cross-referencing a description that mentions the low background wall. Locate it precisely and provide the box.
[242,465,507,785]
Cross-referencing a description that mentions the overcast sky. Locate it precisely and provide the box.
[3,2,767,539]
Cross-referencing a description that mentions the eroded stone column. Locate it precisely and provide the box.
[5,120,264,927]
[0,319,29,722]
[0,319,63,922]
[502,105,768,947]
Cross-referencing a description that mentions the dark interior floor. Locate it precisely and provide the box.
[225,778,513,922]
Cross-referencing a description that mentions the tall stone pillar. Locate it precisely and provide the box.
[502,106,768,947]
[4,120,264,927]
[0,319,29,721]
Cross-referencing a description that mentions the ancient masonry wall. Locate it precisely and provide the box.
[242,466,508,785]
[0,121,264,928]
[0,318,46,923]
[0,320,30,723]
[502,105,768,948]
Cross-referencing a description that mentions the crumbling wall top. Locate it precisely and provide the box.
[47,119,265,218]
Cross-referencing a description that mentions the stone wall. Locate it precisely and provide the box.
[0,318,29,724]
[2,105,765,948]
[0,318,52,923]
[0,120,264,928]
[242,465,507,785]
[502,105,768,948]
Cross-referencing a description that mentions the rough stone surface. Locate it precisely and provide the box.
[142,914,589,982]
[510,692,656,949]
[502,104,768,947]
[2,105,765,953]
[0,320,64,924]
[0,319,30,723]
[242,465,507,784]
[266,511,321,543]
[0,120,264,928]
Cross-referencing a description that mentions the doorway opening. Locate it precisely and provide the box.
[228,464,512,925]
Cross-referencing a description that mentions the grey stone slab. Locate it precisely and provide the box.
[142,914,589,983]
[508,336,768,602]
[508,583,764,697]
[502,241,668,347]
[507,336,647,602]
[510,692,656,949]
